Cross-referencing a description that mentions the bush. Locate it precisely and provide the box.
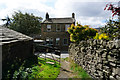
[100,19,120,40]
[12,57,60,79]
[67,23,98,42]
[94,33,109,40]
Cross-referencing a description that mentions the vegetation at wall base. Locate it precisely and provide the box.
[63,57,92,79]
[70,60,92,79]
[2,56,37,79]
[3,57,60,79]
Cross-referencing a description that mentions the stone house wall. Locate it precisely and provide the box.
[69,39,120,79]
[41,23,71,51]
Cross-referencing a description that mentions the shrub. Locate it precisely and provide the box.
[67,23,98,42]
[12,57,60,79]
[94,33,109,40]
[100,19,120,40]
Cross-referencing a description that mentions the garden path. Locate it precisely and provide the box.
[57,59,76,79]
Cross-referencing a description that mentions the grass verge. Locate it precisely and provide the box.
[12,57,60,79]
[63,57,92,80]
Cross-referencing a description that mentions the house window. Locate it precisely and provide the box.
[63,38,68,45]
[46,38,53,45]
[56,24,61,32]
[56,38,60,45]
[65,24,70,31]
[47,25,51,31]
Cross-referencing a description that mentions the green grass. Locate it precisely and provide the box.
[63,57,92,80]
[13,57,60,80]
[32,57,60,78]
[62,57,69,61]
[70,60,92,80]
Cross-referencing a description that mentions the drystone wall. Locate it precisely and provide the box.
[2,40,38,78]
[2,40,34,62]
[69,39,120,79]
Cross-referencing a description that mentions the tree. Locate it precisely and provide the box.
[104,3,120,17]
[102,3,120,40]
[100,19,120,40]
[9,11,42,35]
[1,16,11,27]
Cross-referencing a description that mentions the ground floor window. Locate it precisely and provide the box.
[46,37,53,45]
[56,38,60,45]
[63,38,68,45]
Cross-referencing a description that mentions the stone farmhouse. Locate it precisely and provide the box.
[41,13,75,51]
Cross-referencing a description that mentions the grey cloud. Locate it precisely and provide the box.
[71,2,111,17]
[21,9,45,17]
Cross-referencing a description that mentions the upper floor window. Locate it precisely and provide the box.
[65,24,70,31]
[56,24,61,32]
[47,25,51,31]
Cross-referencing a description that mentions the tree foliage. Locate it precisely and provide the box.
[100,19,120,40]
[104,3,120,17]
[101,3,120,40]
[9,11,42,35]
[1,16,11,27]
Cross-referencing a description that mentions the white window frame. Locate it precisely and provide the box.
[47,25,51,31]
[65,24,70,31]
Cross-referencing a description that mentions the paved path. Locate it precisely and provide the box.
[57,58,76,79]
[57,60,70,78]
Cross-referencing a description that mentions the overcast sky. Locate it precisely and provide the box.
[0,0,119,28]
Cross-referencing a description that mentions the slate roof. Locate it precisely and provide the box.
[0,26,33,45]
[42,17,75,24]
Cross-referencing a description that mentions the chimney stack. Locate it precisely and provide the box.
[72,13,75,18]
[46,12,49,20]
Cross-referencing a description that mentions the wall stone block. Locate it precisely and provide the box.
[69,39,120,79]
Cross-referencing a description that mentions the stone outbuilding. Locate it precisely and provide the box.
[0,26,36,79]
